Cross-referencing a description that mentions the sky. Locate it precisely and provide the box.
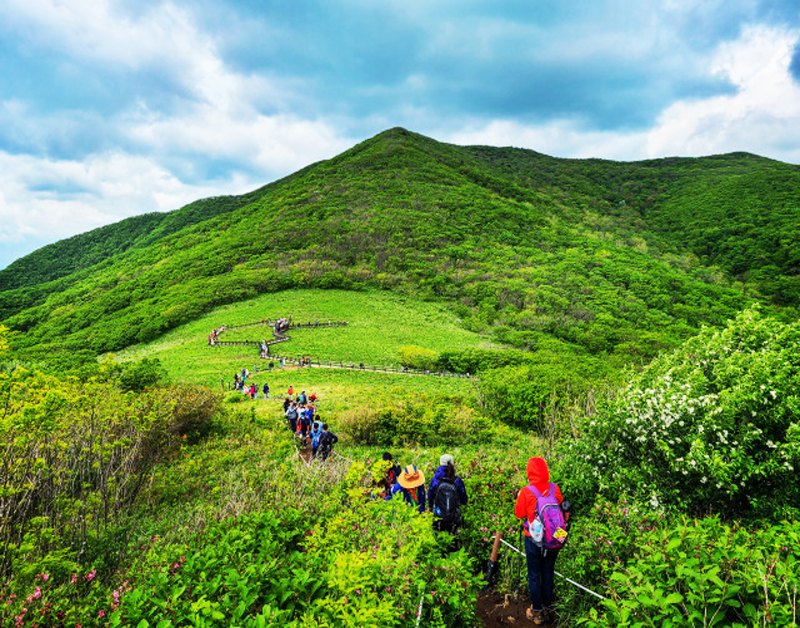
[1,0,799,270]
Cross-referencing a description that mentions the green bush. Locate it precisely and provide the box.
[559,307,800,520]
[398,345,437,370]
[0,367,177,580]
[117,357,168,392]
[338,400,493,447]
[578,517,800,627]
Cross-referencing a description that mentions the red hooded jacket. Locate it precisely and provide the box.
[515,457,563,537]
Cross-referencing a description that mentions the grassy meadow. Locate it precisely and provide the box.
[114,288,494,414]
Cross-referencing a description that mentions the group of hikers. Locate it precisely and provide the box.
[373,453,568,625]
[283,388,337,460]
[232,368,271,398]
[208,325,227,346]
[280,385,569,625]
[374,453,470,536]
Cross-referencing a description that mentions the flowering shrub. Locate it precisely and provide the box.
[560,308,800,520]
[458,453,524,560]
[0,568,108,627]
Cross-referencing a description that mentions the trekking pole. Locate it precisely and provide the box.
[492,535,607,601]
[415,589,426,628]
[483,532,502,591]
[517,526,523,591]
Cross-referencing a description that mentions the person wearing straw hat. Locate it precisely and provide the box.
[391,464,427,513]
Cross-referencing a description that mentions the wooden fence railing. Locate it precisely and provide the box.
[208,319,473,379]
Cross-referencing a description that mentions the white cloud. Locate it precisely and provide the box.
[0,149,237,245]
[0,0,354,267]
[445,25,800,164]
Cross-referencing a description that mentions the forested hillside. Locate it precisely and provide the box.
[1,128,798,368]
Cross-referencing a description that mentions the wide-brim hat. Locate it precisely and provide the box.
[398,464,425,489]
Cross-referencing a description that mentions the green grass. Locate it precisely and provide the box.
[114,288,496,409]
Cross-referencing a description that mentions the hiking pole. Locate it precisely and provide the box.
[517,526,523,592]
[415,589,425,628]
[492,535,607,601]
[482,532,503,591]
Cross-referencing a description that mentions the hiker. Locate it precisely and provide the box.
[299,390,308,404]
[392,464,427,513]
[288,385,294,396]
[428,454,468,533]
[285,402,299,435]
[299,407,311,446]
[382,452,402,485]
[515,457,569,626]
[262,382,269,399]
[249,383,257,399]
[309,392,318,403]
[310,421,322,458]
[317,423,338,461]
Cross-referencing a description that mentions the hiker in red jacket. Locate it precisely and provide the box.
[515,457,567,625]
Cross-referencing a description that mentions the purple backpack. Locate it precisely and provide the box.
[526,483,568,551]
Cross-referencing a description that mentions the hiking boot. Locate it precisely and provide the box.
[526,607,545,625]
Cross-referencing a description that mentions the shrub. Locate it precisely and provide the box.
[398,345,437,370]
[0,367,178,579]
[559,307,800,520]
[164,384,223,440]
[578,517,800,627]
[117,357,168,392]
[338,400,493,447]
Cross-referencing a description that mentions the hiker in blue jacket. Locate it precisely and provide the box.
[428,454,468,532]
[310,421,322,458]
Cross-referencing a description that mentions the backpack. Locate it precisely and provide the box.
[526,483,568,551]
[433,478,462,527]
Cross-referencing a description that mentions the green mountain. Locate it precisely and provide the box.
[2,127,798,364]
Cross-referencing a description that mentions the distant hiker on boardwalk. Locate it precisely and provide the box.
[262,382,269,399]
[428,454,468,533]
[317,423,338,461]
[392,464,427,513]
[515,457,570,626]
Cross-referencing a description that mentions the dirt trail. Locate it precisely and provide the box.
[477,591,560,627]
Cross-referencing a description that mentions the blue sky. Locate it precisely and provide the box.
[1,0,799,269]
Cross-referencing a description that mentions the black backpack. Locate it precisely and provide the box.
[433,478,461,527]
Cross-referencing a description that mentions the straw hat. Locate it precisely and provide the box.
[398,464,425,489]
